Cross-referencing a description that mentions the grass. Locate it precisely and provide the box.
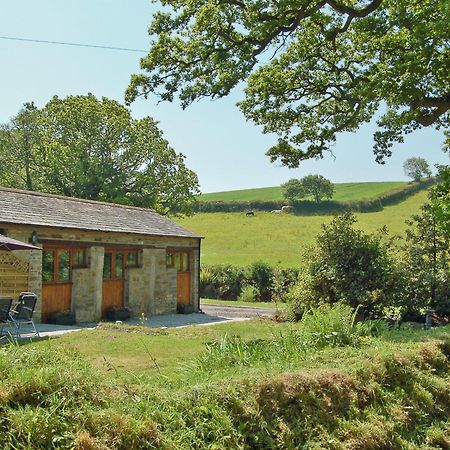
[200,181,407,202]
[180,190,429,266]
[201,298,286,308]
[1,315,448,449]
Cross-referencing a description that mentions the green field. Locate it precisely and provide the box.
[179,190,429,267]
[200,181,407,202]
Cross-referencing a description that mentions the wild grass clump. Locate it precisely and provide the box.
[0,342,161,449]
[189,303,371,373]
[169,336,450,449]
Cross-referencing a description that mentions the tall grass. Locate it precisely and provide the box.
[0,323,448,448]
[189,304,372,373]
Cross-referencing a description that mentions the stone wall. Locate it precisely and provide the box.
[154,249,177,315]
[127,248,154,317]
[72,246,104,322]
[190,248,200,312]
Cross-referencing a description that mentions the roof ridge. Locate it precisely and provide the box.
[0,185,159,214]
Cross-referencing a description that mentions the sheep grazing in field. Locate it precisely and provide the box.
[246,211,255,216]
[271,209,282,214]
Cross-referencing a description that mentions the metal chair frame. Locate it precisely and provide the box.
[0,297,14,338]
[9,292,40,339]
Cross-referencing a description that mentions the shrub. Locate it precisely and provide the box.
[289,213,404,316]
[248,261,273,301]
[238,284,260,302]
[271,267,300,303]
[200,263,299,302]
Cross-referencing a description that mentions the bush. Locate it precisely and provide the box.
[193,179,434,214]
[238,284,260,303]
[271,267,301,303]
[200,263,299,302]
[289,213,404,316]
[248,261,273,301]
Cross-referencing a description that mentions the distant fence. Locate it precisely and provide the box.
[193,179,436,215]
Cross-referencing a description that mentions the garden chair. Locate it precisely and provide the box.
[9,292,40,338]
[0,297,13,337]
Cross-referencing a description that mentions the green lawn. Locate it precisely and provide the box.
[199,181,407,202]
[179,190,429,266]
[37,320,286,378]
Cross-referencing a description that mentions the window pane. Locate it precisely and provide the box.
[166,253,173,267]
[115,253,124,278]
[175,253,182,272]
[74,249,85,267]
[57,250,70,282]
[103,253,112,279]
[127,252,137,267]
[182,253,189,272]
[42,251,54,282]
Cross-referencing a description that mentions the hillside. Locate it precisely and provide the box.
[178,189,429,267]
[200,181,407,202]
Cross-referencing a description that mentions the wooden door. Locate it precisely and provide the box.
[102,250,125,318]
[172,251,191,306]
[41,247,73,322]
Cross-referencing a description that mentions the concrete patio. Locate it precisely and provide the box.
[0,310,251,341]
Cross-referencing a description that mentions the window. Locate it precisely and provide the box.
[103,253,112,279]
[126,251,138,267]
[73,249,86,267]
[42,250,55,282]
[42,246,81,283]
[166,252,174,268]
[167,251,190,272]
[115,253,124,278]
[57,250,70,282]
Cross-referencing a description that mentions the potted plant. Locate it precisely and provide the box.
[48,310,76,325]
[106,307,131,321]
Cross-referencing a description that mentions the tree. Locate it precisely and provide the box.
[0,103,42,190]
[0,95,200,215]
[403,157,432,182]
[300,175,334,203]
[430,153,450,233]
[402,204,450,317]
[127,0,450,167]
[281,175,333,202]
[281,178,305,202]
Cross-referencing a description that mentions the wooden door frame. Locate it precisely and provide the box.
[102,248,140,318]
[167,249,192,307]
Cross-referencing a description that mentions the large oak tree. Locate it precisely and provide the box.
[0,95,199,215]
[127,0,450,167]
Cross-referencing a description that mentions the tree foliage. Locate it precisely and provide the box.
[281,178,304,202]
[402,204,450,316]
[403,157,432,182]
[0,95,199,215]
[430,160,450,233]
[127,0,450,167]
[289,213,402,314]
[282,175,334,202]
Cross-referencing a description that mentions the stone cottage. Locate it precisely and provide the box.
[0,187,202,323]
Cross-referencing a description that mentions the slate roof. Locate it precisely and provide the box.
[0,187,200,239]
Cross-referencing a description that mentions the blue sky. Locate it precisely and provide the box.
[0,0,447,193]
